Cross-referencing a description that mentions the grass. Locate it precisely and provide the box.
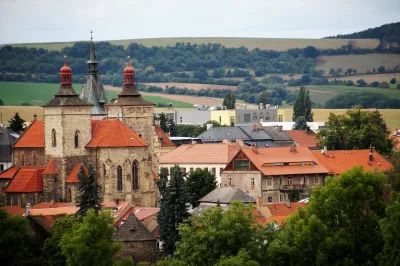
[6,37,379,51]
[306,85,400,97]
[0,82,192,108]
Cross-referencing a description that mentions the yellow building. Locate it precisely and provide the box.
[277,108,292,122]
[210,110,236,126]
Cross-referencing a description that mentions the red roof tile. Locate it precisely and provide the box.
[14,120,44,148]
[285,130,319,149]
[264,203,306,225]
[154,125,175,147]
[313,149,392,175]
[114,206,160,227]
[0,206,25,216]
[6,167,45,192]
[33,202,71,209]
[42,158,58,175]
[87,120,148,148]
[65,163,87,183]
[0,165,19,179]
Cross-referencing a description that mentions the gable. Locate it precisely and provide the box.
[13,120,44,148]
[224,150,259,172]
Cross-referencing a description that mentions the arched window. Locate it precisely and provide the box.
[52,129,57,147]
[132,161,139,190]
[67,188,72,202]
[33,151,36,165]
[74,130,79,148]
[117,166,123,191]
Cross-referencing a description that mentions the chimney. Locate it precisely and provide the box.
[206,123,213,130]
[191,140,197,144]
[155,119,160,127]
[25,203,31,216]
[50,199,55,208]
[253,123,257,131]
[258,123,262,130]
[323,146,328,155]
[237,139,245,147]
[259,103,263,109]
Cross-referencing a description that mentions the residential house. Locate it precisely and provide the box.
[285,130,319,150]
[159,142,241,185]
[221,146,329,202]
[153,125,175,157]
[235,108,278,125]
[260,202,306,226]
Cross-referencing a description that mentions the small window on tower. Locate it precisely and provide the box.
[74,130,79,148]
[52,129,57,147]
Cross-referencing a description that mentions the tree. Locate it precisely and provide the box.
[390,78,397,84]
[60,210,121,266]
[337,68,343,76]
[8,112,25,132]
[303,46,319,58]
[167,117,179,136]
[157,165,189,255]
[185,168,217,208]
[378,66,386,73]
[289,188,300,202]
[223,93,236,110]
[356,79,367,87]
[292,85,313,122]
[156,167,169,198]
[300,74,311,85]
[317,106,394,154]
[293,116,307,130]
[158,113,168,132]
[329,68,336,77]
[0,98,4,105]
[258,91,268,107]
[76,163,102,217]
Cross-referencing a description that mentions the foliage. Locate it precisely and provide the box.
[157,165,189,255]
[390,78,397,84]
[156,167,169,198]
[292,85,313,122]
[325,92,400,109]
[185,168,217,208]
[60,210,121,266]
[215,249,260,266]
[0,98,3,105]
[289,188,300,202]
[177,120,223,137]
[293,116,308,130]
[223,93,236,109]
[76,163,102,217]
[356,79,367,87]
[8,112,25,132]
[158,113,168,132]
[166,117,179,136]
[317,106,394,154]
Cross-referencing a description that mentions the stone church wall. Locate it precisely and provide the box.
[14,148,46,166]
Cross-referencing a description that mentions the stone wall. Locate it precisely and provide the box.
[6,192,43,207]
[118,240,157,264]
[14,148,46,166]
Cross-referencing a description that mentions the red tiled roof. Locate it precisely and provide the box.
[154,125,175,147]
[159,143,241,164]
[265,216,287,225]
[114,206,160,227]
[87,120,148,148]
[42,158,58,175]
[253,208,267,224]
[264,203,306,225]
[285,130,319,149]
[33,202,71,209]
[0,206,25,216]
[14,120,44,148]
[29,206,78,216]
[65,163,88,183]
[313,149,392,175]
[240,147,328,175]
[0,165,19,179]
[6,167,45,192]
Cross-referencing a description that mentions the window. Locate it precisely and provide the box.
[220,168,224,175]
[279,194,284,202]
[190,167,194,173]
[74,130,79,148]
[132,161,139,190]
[288,179,292,185]
[265,115,270,120]
[236,115,240,123]
[230,116,235,126]
[180,117,182,123]
[233,160,250,171]
[52,129,56,147]
[251,178,255,186]
[267,179,272,186]
[314,175,320,184]
[259,116,263,122]
[303,176,307,184]
[33,152,36,165]
[212,168,216,176]
[0,164,3,171]
[279,177,283,185]
[278,115,283,122]
[219,116,222,124]
[229,177,233,186]
[268,197,273,203]
[117,166,123,191]
[244,114,250,122]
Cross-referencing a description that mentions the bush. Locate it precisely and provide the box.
[390,78,397,84]
[370,81,380,87]
[379,82,390,89]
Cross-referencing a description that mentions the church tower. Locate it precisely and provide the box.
[107,56,155,148]
[80,32,109,115]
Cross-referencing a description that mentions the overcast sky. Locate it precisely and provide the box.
[1,0,399,44]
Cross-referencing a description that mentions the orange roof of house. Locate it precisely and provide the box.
[264,203,306,225]
[313,149,392,175]
[285,130,319,149]
[14,120,44,148]
[6,167,45,192]
[240,147,329,175]
[0,165,19,179]
[265,216,288,225]
[0,206,25,216]
[154,125,175,147]
[65,163,88,183]
[159,143,241,164]
[42,158,58,175]
[389,132,400,150]
[29,206,78,216]
[87,120,148,148]
[33,202,72,209]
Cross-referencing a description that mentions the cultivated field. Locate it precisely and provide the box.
[7,37,379,51]
[141,83,237,91]
[288,87,339,105]
[328,73,400,83]
[0,82,192,108]
[0,106,44,125]
[306,85,400,97]
[317,54,400,74]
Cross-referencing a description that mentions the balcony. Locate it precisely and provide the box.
[279,184,307,191]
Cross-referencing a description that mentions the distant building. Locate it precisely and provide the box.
[235,108,278,125]
[174,110,211,125]
[0,126,18,171]
[168,137,203,147]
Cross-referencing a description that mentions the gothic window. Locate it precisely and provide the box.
[103,164,106,177]
[67,188,72,202]
[74,130,79,148]
[132,161,139,190]
[33,152,36,165]
[117,166,123,191]
[52,129,57,147]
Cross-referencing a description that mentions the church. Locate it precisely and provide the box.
[0,38,166,208]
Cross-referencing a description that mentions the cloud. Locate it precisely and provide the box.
[0,0,399,44]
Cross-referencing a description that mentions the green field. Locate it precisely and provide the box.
[0,82,192,108]
[307,85,400,97]
[6,37,379,51]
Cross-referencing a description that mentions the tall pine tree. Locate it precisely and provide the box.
[8,112,25,132]
[76,163,102,217]
[157,165,189,255]
[156,167,169,198]
[292,86,313,122]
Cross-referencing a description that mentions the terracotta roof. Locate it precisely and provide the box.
[33,202,72,209]
[65,163,88,183]
[239,147,329,175]
[29,206,78,216]
[285,130,319,149]
[6,167,45,192]
[253,208,267,224]
[87,120,148,148]
[13,120,44,148]
[0,165,19,179]
[0,206,25,216]
[42,158,58,175]
[265,216,287,225]
[159,143,241,164]
[114,206,160,227]
[264,203,306,225]
[153,171,159,181]
[313,149,392,175]
[154,125,175,147]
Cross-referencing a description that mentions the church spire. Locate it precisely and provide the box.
[88,30,97,64]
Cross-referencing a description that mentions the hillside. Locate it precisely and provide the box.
[6,37,379,51]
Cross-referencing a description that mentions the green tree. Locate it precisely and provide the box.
[167,117,179,136]
[303,46,319,58]
[157,165,189,255]
[156,167,169,198]
[390,78,397,84]
[185,168,217,208]
[289,188,300,202]
[356,79,367,87]
[0,98,4,105]
[60,210,121,266]
[258,91,268,107]
[293,116,307,130]
[317,106,394,154]
[223,93,236,110]
[76,163,102,217]
[158,113,168,132]
[8,112,25,132]
[215,249,260,266]
[292,86,313,122]
[378,66,386,73]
